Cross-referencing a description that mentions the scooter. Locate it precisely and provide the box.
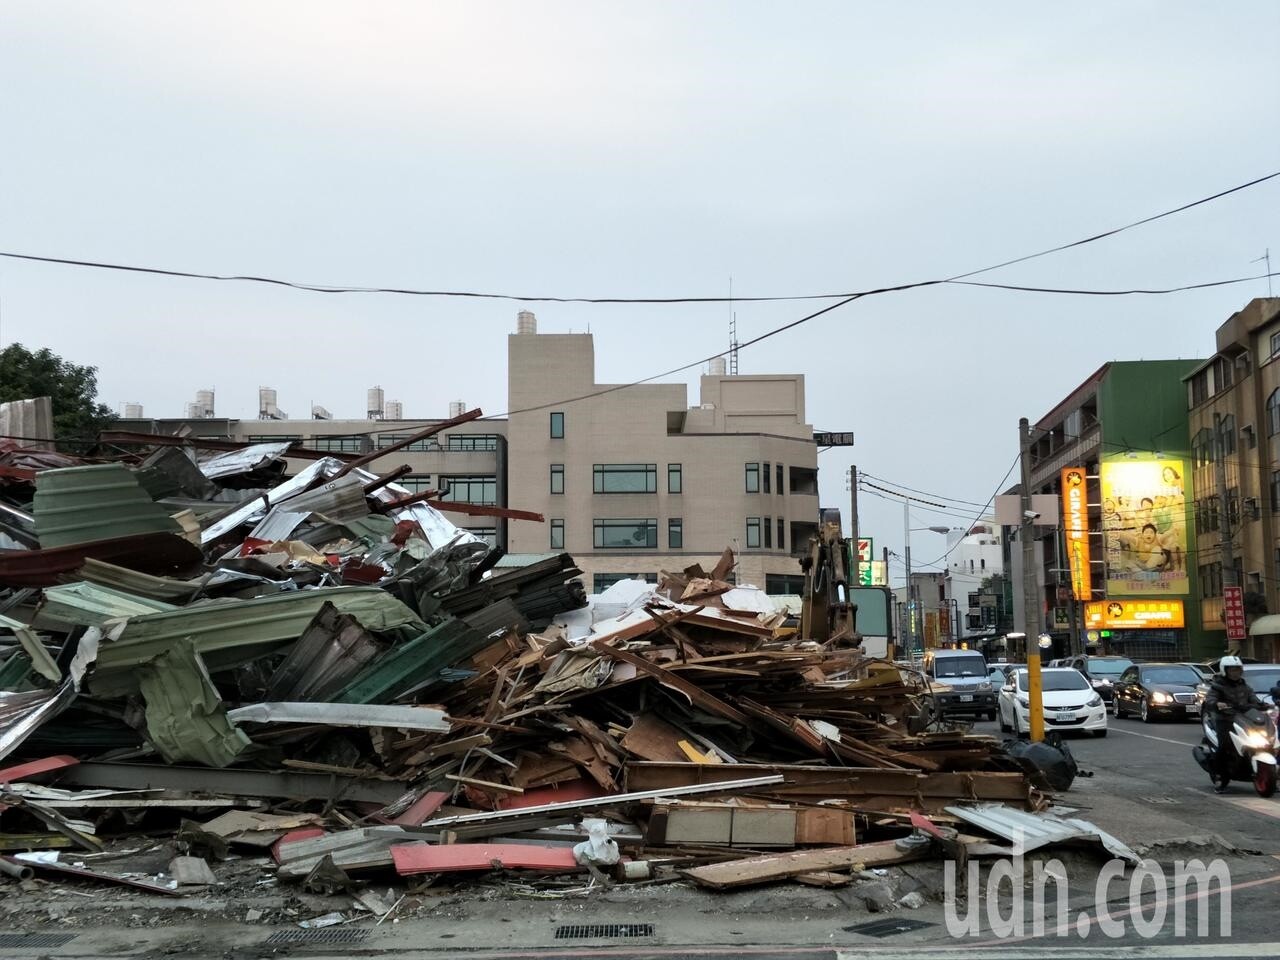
[1193,703,1279,797]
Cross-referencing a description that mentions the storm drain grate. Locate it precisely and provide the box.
[554,923,655,940]
[0,933,78,948]
[1139,796,1180,804]
[264,929,371,945]
[844,918,936,938]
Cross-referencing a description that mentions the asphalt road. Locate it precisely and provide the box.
[969,708,1280,853]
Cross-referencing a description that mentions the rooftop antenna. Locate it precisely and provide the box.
[728,276,739,375]
[1252,249,1273,298]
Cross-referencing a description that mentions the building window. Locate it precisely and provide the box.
[311,436,364,453]
[247,434,301,444]
[1199,562,1223,599]
[746,517,762,548]
[445,434,499,451]
[776,463,784,494]
[550,411,564,439]
[1191,427,1214,467]
[594,572,657,593]
[550,463,564,495]
[763,463,771,494]
[440,475,497,505]
[668,463,682,494]
[1271,331,1280,359]
[470,526,497,547]
[593,464,657,494]
[668,518,683,549]
[376,434,439,451]
[397,475,433,493]
[1227,486,1240,527]
[1243,424,1257,449]
[1219,414,1237,455]
[777,517,785,550]
[745,463,760,493]
[1269,391,1280,436]
[550,519,564,550]
[593,518,658,548]
[765,574,805,595]
[980,558,986,571]
[764,516,772,548]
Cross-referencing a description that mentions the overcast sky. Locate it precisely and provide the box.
[1,2,1277,580]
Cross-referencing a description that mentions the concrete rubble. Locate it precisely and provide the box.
[0,421,1121,926]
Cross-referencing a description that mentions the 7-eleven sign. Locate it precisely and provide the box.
[857,538,873,563]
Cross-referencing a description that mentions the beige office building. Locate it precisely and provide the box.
[121,312,822,594]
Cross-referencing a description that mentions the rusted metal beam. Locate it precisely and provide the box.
[374,489,443,513]
[362,464,413,495]
[332,407,483,480]
[422,500,545,523]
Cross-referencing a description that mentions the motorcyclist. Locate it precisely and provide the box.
[1203,655,1265,792]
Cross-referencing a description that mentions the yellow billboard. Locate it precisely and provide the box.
[1085,600,1185,630]
[1061,467,1090,601]
[1100,459,1188,596]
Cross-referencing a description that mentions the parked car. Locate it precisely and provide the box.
[997,667,1107,737]
[923,648,997,721]
[1061,655,1134,712]
[1113,662,1204,722]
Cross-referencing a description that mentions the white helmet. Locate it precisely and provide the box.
[1219,655,1244,671]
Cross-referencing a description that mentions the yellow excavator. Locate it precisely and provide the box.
[798,515,859,645]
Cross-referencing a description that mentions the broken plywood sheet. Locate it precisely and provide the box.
[681,840,926,890]
[620,713,689,763]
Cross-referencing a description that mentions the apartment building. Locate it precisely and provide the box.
[1012,359,1206,660]
[1184,297,1280,660]
[505,317,819,592]
[118,312,821,593]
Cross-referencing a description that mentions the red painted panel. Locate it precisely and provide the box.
[391,842,580,876]
[0,755,79,784]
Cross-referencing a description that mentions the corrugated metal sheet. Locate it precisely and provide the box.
[137,639,251,767]
[494,553,560,569]
[198,442,294,480]
[71,559,200,603]
[89,587,426,697]
[33,465,181,548]
[944,804,1138,863]
[39,582,177,627]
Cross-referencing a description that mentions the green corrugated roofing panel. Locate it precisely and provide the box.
[89,586,427,697]
[41,581,178,627]
[138,639,252,767]
[335,617,489,704]
[33,465,182,548]
[74,558,201,603]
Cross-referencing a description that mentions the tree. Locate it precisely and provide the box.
[0,343,115,448]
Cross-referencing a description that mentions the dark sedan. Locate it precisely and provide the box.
[1113,662,1205,722]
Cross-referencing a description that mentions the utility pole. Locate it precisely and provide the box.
[1018,417,1042,641]
[849,465,859,584]
[902,498,914,656]
[1215,412,1236,590]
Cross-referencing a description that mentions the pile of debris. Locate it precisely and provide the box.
[0,423,1106,925]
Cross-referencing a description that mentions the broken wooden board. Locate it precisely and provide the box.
[680,840,926,890]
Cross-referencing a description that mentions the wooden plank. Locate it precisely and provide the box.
[793,871,852,888]
[620,713,688,764]
[390,842,580,876]
[681,840,925,890]
[588,638,751,726]
[446,774,524,795]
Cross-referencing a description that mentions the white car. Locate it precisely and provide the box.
[998,667,1108,738]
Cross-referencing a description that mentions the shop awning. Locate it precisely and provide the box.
[1249,614,1280,636]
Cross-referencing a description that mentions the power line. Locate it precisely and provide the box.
[951,272,1279,297]
[859,472,994,509]
[0,169,1274,305]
